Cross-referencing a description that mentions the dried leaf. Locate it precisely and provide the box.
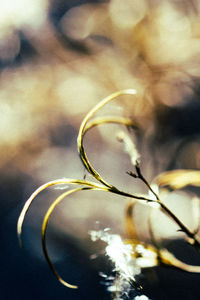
[159,248,200,273]
[192,196,200,234]
[125,200,138,240]
[153,169,200,190]
[85,116,137,133]
[17,178,106,247]
[77,89,136,187]
[42,187,95,289]
[125,240,200,273]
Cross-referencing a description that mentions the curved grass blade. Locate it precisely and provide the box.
[125,239,200,273]
[147,206,162,249]
[153,169,200,190]
[192,196,200,234]
[151,169,200,246]
[42,187,96,289]
[124,200,138,240]
[159,248,200,273]
[83,114,151,201]
[42,186,124,288]
[17,178,106,247]
[85,116,137,134]
[77,89,136,187]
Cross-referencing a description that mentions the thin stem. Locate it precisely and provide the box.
[109,186,153,202]
[159,201,200,249]
[135,163,200,250]
[135,162,159,201]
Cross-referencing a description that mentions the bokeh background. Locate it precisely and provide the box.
[1,0,200,299]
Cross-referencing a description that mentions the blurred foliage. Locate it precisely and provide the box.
[18,89,200,294]
[1,0,200,299]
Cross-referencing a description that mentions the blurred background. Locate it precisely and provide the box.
[1,0,200,299]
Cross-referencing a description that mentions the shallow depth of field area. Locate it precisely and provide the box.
[1,1,200,300]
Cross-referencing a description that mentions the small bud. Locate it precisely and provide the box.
[127,171,138,178]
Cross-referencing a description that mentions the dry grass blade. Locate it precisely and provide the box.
[124,195,200,272]
[125,238,200,273]
[159,248,200,273]
[85,116,137,134]
[192,196,200,234]
[124,238,159,268]
[41,187,96,289]
[153,169,200,190]
[124,200,138,240]
[77,89,136,187]
[17,178,105,247]
[148,206,161,249]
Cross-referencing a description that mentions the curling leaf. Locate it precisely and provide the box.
[42,187,96,289]
[125,200,138,240]
[85,116,137,134]
[153,169,200,190]
[17,178,106,247]
[125,239,200,273]
[159,248,200,273]
[77,89,136,187]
